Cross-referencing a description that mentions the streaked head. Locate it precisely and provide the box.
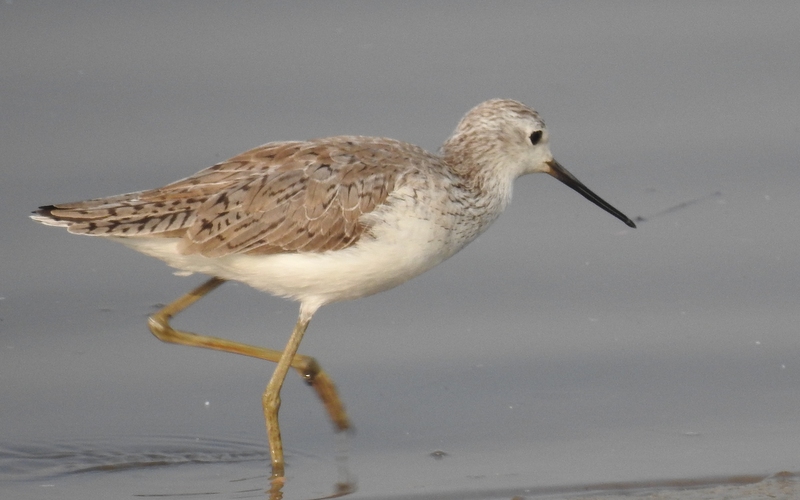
[447,99,635,228]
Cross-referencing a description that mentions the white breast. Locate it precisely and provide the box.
[113,184,482,313]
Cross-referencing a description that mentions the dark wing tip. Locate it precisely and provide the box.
[34,205,57,216]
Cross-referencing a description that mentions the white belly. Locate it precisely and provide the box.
[114,192,476,313]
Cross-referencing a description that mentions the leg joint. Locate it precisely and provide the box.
[147,313,171,342]
[298,356,323,385]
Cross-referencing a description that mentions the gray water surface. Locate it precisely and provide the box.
[2,2,799,499]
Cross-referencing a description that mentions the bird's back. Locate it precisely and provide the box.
[33,136,448,258]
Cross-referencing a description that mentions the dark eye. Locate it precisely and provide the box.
[529,130,543,145]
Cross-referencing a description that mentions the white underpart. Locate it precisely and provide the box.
[114,185,476,315]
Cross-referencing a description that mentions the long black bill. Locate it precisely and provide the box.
[546,160,636,228]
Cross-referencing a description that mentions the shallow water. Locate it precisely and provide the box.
[3,2,800,499]
[2,437,798,499]
[4,335,799,498]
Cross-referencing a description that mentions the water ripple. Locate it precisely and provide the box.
[0,435,269,480]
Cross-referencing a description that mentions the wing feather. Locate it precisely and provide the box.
[35,136,439,257]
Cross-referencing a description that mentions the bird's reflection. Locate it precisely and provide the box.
[266,444,355,500]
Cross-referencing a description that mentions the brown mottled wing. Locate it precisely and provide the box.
[30,141,300,238]
[181,137,418,256]
[36,137,429,256]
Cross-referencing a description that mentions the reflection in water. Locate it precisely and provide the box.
[0,435,269,479]
[267,439,355,500]
[3,436,798,499]
[1,435,356,500]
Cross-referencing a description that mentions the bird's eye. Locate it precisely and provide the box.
[529,130,543,145]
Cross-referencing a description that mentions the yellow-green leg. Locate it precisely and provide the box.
[263,312,310,477]
[147,277,350,476]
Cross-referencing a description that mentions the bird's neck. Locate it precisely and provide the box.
[442,140,515,212]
